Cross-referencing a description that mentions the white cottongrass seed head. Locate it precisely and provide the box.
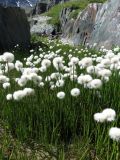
[109,127,120,142]
[57,91,65,99]
[94,113,106,123]
[71,88,80,97]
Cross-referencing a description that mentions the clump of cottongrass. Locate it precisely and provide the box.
[13,90,25,101]
[86,66,96,74]
[18,77,28,87]
[94,108,116,123]
[5,63,15,72]
[57,91,65,99]
[3,52,14,63]
[102,108,116,122]
[3,82,10,89]
[23,88,35,96]
[56,79,64,87]
[101,59,111,67]
[79,57,92,68]
[53,57,64,70]
[38,82,44,87]
[88,79,102,89]
[6,94,12,100]
[94,113,106,123]
[71,88,80,97]
[27,73,42,85]
[30,49,34,53]
[70,57,79,65]
[77,74,92,85]
[0,75,9,83]
[39,65,47,72]
[41,59,51,68]
[109,127,120,141]
[97,69,112,78]
[13,88,34,101]
[70,74,78,81]
[15,60,23,71]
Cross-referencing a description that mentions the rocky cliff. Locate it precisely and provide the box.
[89,0,120,48]
[32,0,70,15]
[60,0,120,49]
[0,6,30,51]
[32,1,48,15]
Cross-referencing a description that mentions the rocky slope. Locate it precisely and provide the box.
[60,0,120,49]
[30,0,70,35]
[31,0,70,15]
[0,6,30,51]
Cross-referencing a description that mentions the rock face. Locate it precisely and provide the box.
[0,6,30,51]
[90,0,120,48]
[60,7,74,33]
[32,1,47,15]
[31,0,69,15]
[60,3,102,46]
[60,0,120,49]
[72,3,102,46]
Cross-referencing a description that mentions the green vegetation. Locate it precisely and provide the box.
[0,35,120,159]
[44,0,106,26]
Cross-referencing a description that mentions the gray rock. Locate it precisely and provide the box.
[0,6,30,51]
[60,7,74,34]
[32,1,48,15]
[72,3,101,46]
[30,0,69,15]
[60,0,120,49]
[89,0,120,49]
[60,3,101,46]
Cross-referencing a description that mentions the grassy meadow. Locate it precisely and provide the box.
[0,36,120,159]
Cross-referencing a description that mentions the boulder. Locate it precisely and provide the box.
[72,3,101,46]
[60,7,74,34]
[60,0,120,49]
[89,0,120,49]
[0,6,30,51]
[60,3,101,46]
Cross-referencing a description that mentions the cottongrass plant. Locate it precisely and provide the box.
[0,38,120,159]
